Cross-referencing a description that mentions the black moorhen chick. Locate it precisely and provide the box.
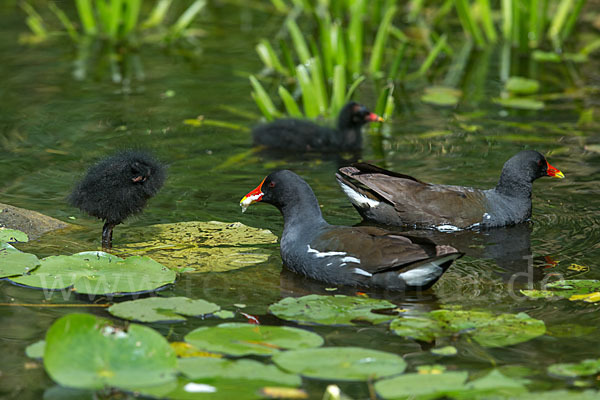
[252,101,383,152]
[240,170,462,291]
[336,150,564,230]
[68,150,166,249]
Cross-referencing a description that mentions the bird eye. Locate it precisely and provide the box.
[537,159,543,166]
[269,182,276,188]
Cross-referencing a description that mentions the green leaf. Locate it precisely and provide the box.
[268,294,397,326]
[421,86,462,106]
[521,280,600,303]
[0,228,29,243]
[10,252,175,296]
[494,97,545,110]
[548,359,600,378]
[0,243,40,278]
[390,309,546,348]
[43,313,176,390]
[273,347,406,381]
[177,358,301,386]
[278,86,303,118]
[25,340,45,359]
[375,371,469,399]
[431,346,458,356]
[249,75,280,121]
[506,77,540,94]
[185,323,323,356]
[108,297,220,323]
[114,221,277,273]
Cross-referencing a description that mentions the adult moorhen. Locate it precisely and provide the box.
[336,150,564,230]
[240,170,462,291]
[252,101,383,152]
[68,150,166,249]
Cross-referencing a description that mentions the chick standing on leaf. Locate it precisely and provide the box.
[68,150,166,250]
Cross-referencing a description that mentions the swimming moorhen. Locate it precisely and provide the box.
[336,150,564,230]
[240,170,462,291]
[252,101,383,152]
[68,150,166,249]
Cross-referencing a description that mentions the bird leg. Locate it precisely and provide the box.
[102,222,117,251]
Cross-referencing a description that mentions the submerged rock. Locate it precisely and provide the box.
[0,202,69,240]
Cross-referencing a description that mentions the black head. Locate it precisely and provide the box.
[337,101,383,131]
[497,150,564,195]
[241,170,315,211]
[120,151,167,198]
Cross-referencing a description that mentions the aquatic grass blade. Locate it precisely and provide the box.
[278,86,303,118]
[169,0,206,40]
[344,75,366,103]
[477,0,497,42]
[454,0,486,47]
[368,5,396,76]
[142,0,173,29]
[560,0,585,43]
[122,0,142,37]
[75,0,97,35]
[417,34,447,77]
[256,40,288,76]
[49,2,79,41]
[501,0,512,41]
[348,0,366,76]
[249,75,280,121]
[331,64,346,115]
[21,2,49,39]
[308,57,328,115]
[296,64,319,118]
[286,19,312,65]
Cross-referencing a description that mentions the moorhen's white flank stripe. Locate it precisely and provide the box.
[307,245,346,257]
[353,268,373,277]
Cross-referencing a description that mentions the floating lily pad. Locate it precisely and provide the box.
[184,323,323,356]
[515,390,600,400]
[421,86,462,106]
[108,297,220,323]
[506,77,540,94]
[390,309,545,348]
[9,252,175,296]
[494,97,545,110]
[548,359,600,378]
[214,310,235,319]
[170,342,222,358]
[431,346,457,356]
[44,313,176,390]
[0,243,40,278]
[522,280,600,303]
[177,357,301,386]
[268,294,396,326]
[114,221,277,273]
[25,340,45,359]
[375,369,526,399]
[272,347,406,381]
[0,228,28,243]
[135,376,293,400]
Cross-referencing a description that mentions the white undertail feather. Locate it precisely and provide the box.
[398,254,458,286]
[338,181,381,208]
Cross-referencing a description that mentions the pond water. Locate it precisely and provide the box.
[1,2,600,399]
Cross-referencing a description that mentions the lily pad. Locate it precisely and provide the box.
[431,346,458,356]
[177,357,301,386]
[9,251,175,296]
[114,221,277,272]
[184,323,323,356]
[516,390,600,400]
[268,294,397,326]
[25,340,45,359]
[494,97,545,110]
[390,309,545,348]
[521,280,600,303]
[0,243,40,278]
[375,369,526,399]
[0,228,28,243]
[43,313,176,390]
[273,346,406,381]
[506,77,540,94]
[548,359,600,378]
[421,86,462,106]
[108,297,220,323]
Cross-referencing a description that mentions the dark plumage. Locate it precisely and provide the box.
[68,150,166,249]
[336,150,564,230]
[252,101,383,152]
[240,170,462,291]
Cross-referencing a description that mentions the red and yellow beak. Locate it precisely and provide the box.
[240,177,265,213]
[546,161,565,179]
[368,112,384,123]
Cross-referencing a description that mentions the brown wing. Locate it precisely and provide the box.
[339,165,488,228]
[315,226,457,275]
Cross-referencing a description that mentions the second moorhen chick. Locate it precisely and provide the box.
[68,150,166,249]
[336,150,564,230]
[240,170,462,291]
[252,101,383,152]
